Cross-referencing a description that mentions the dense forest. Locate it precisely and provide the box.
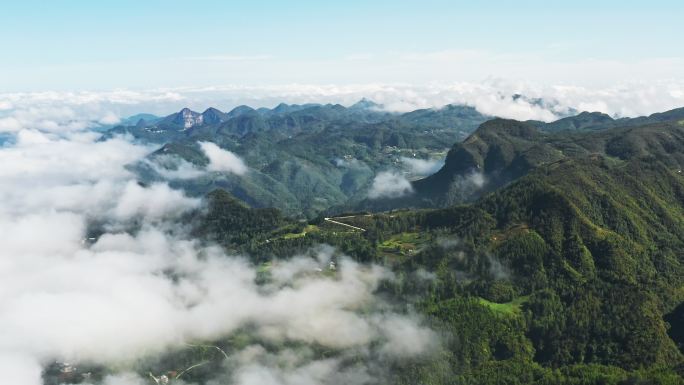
[46,107,684,384]
[112,101,491,217]
[163,117,684,384]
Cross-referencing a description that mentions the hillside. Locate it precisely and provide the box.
[109,104,684,219]
[530,106,684,132]
[175,118,684,383]
[111,101,492,217]
[348,114,684,212]
[40,109,684,385]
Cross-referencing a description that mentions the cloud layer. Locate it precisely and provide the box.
[0,115,435,385]
[2,79,684,131]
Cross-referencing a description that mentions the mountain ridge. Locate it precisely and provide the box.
[110,103,684,218]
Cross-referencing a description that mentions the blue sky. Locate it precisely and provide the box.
[2,0,683,91]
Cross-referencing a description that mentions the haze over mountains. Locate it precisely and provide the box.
[106,99,489,216]
[105,100,684,218]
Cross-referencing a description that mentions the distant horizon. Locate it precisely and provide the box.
[3,80,684,134]
[111,96,677,122]
[3,1,683,128]
[2,1,683,91]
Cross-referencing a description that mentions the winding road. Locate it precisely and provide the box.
[323,215,370,232]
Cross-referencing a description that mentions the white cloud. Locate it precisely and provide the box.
[400,156,443,176]
[0,117,436,384]
[199,141,248,175]
[144,155,207,180]
[100,373,148,385]
[113,181,200,221]
[231,351,375,385]
[98,111,121,125]
[1,78,684,128]
[0,226,426,383]
[377,315,438,358]
[368,171,414,199]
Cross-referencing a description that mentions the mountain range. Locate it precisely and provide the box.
[173,104,684,384]
[107,100,491,217]
[348,106,684,212]
[44,101,684,384]
[105,102,684,218]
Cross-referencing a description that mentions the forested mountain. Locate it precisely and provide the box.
[18,1,684,384]
[106,102,684,219]
[108,101,491,217]
[43,105,684,384]
[530,106,684,132]
[174,115,684,384]
[349,110,684,212]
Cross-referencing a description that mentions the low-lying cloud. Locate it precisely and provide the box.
[400,156,444,176]
[2,79,684,132]
[143,155,207,180]
[368,171,414,199]
[199,141,248,175]
[445,170,487,205]
[0,118,436,384]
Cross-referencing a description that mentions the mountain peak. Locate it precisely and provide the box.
[350,98,382,110]
[201,107,228,125]
[227,105,256,118]
[202,107,223,114]
[165,108,203,129]
[272,103,292,114]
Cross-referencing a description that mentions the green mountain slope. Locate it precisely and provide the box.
[112,104,684,219]
[113,101,492,217]
[186,138,684,382]
[67,112,684,385]
[352,116,684,213]
[530,106,684,132]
